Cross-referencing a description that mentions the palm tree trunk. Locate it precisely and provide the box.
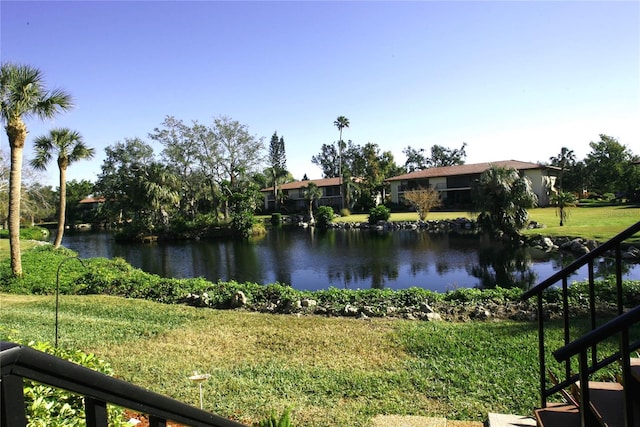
[54,165,67,248]
[8,137,24,276]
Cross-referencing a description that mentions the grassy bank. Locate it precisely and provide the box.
[323,205,640,242]
[2,293,624,426]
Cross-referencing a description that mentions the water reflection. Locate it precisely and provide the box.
[57,228,639,292]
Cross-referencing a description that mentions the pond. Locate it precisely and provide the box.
[57,228,640,292]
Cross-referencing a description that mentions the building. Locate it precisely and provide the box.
[386,160,558,208]
[261,177,342,212]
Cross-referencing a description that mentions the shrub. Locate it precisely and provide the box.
[0,226,49,241]
[339,208,351,217]
[315,206,334,230]
[271,213,282,225]
[368,205,390,224]
[0,333,128,427]
[258,408,293,427]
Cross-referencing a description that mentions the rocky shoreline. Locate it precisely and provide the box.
[294,217,640,260]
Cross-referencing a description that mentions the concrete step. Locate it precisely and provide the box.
[631,358,640,383]
[487,412,536,427]
[369,415,483,427]
[577,381,626,427]
[534,403,580,427]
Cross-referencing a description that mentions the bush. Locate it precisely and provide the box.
[0,333,128,427]
[315,206,334,230]
[339,208,351,217]
[0,226,49,241]
[257,408,293,427]
[368,205,390,224]
[271,213,282,225]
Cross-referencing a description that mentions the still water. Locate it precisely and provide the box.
[58,228,640,292]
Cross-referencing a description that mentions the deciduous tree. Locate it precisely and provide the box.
[311,143,340,178]
[585,134,639,196]
[549,147,576,193]
[429,142,467,167]
[403,186,442,220]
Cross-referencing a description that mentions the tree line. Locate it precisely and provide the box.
[2,62,640,278]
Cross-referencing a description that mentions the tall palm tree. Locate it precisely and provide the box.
[333,116,349,210]
[1,63,73,275]
[31,128,94,248]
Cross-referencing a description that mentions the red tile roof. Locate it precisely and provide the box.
[262,177,342,192]
[386,160,553,182]
[79,197,106,204]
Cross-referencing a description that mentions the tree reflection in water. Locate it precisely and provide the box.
[468,240,538,290]
[57,229,639,292]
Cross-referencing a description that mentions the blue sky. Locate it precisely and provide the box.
[2,1,639,187]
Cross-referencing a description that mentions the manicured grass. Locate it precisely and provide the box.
[330,205,639,242]
[0,239,43,260]
[523,205,640,242]
[1,293,624,426]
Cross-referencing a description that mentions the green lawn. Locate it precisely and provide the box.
[523,205,640,242]
[0,239,42,260]
[0,293,623,426]
[291,205,639,242]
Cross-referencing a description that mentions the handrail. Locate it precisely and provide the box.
[1,342,247,427]
[520,220,640,409]
[521,220,640,300]
[553,305,640,362]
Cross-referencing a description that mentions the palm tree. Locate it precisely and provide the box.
[551,191,577,226]
[31,128,94,248]
[333,116,349,210]
[1,63,73,275]
[474,166,538,239]
[303,182,322,224]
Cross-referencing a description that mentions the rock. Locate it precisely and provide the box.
[357,312,370,320]
[343,304,359,316]
[542,237,554,250]
[314,306,328,315]
[419,303,434,313]
[362,306,377,317]
[260,302,277,313]
[230,290,247,308]
[426,312,443,321]
[301,298,317,308]
[622,247,640,260]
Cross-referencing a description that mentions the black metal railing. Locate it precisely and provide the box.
[1,342,247,427]
[552,305,640,427]
[521,221,640,408]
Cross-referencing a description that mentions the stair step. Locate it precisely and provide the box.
[631,358,640,383]
[534,404,579,427]
[588,381,625,427]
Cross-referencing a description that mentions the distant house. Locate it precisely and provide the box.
[261,178,342,212]
[386,160,558,208]
[78,196,105,210]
